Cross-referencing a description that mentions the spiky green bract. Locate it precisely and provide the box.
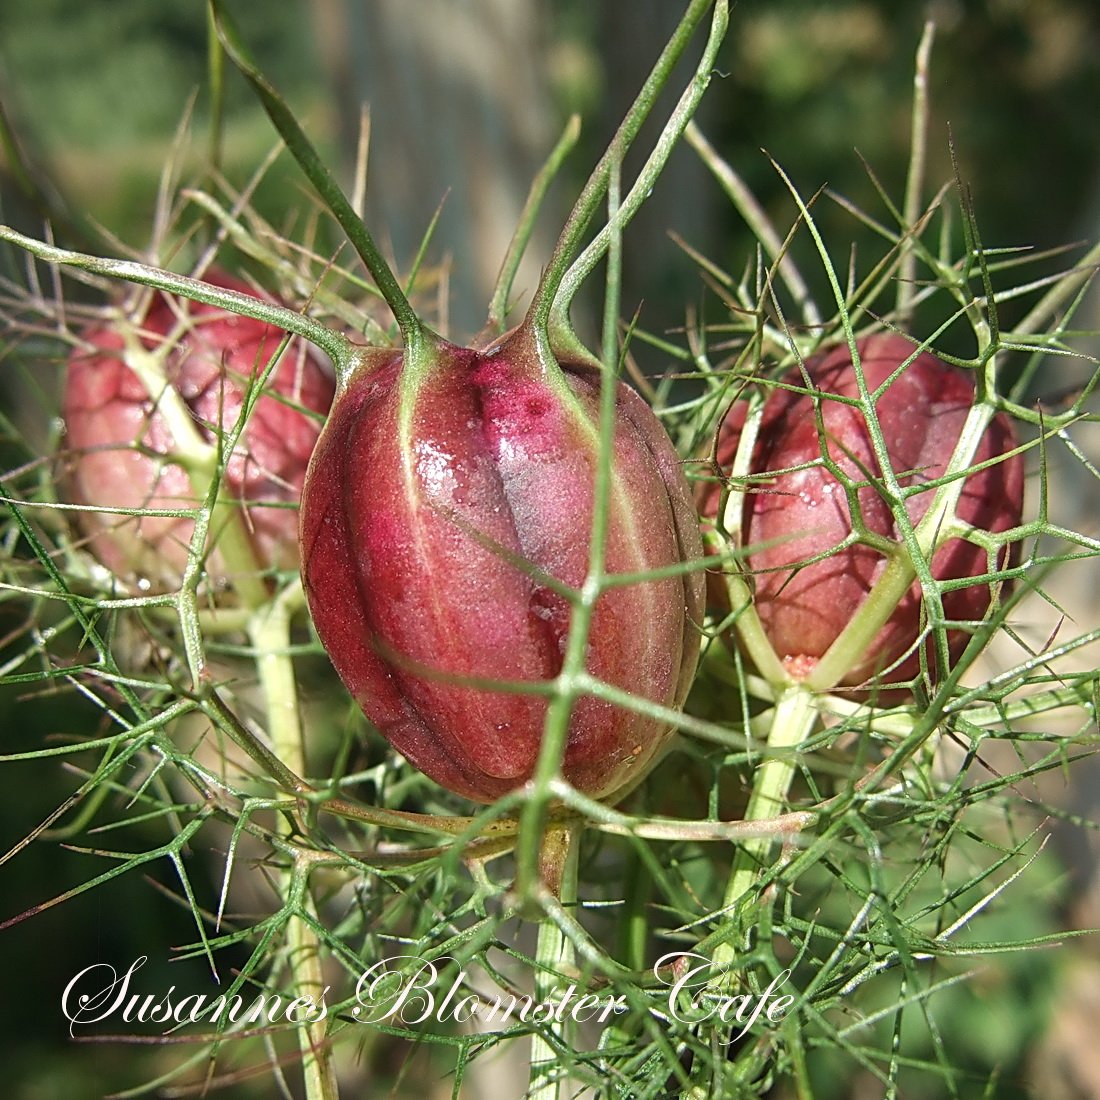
[703,333,1024,687]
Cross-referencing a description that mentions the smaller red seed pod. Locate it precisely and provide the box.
[700,333,1024,688]
[61,272,335,590]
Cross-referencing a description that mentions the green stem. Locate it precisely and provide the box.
[897,22,935,322]
[527,820,582,1100]
[250,596,339,1100]
[680,686,816,1100]
[714,554,789,686]
[205,3,226,173]
[0,225,352,369]
[157,334,339,1099]
[713,686,817,965]
[703,385,789,684]
[513,497,604,901]
[1014,235,1100,340]
[685,121,820,329]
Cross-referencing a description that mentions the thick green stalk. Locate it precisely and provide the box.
[250,595,339,1100]
[712,685,817,954]
[706,381,789,684]
[681,685,817,1100]
[806,400,997,691]
[527,821,582,1100]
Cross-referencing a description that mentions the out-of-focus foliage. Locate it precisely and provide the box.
[6,1,1100,310]
[0,0,324,237]
[559,0,1100,350]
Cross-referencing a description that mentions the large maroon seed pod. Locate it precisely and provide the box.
[299,335,705,804]
[62,272,335,589]
[701,333,1024,687]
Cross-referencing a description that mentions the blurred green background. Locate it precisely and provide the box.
[6,0,1100,339]
[2,1,1100,1098]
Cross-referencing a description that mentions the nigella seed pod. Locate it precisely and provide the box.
[701,333,1024,687]
[300,334,705,804]
[62,272,335,589]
